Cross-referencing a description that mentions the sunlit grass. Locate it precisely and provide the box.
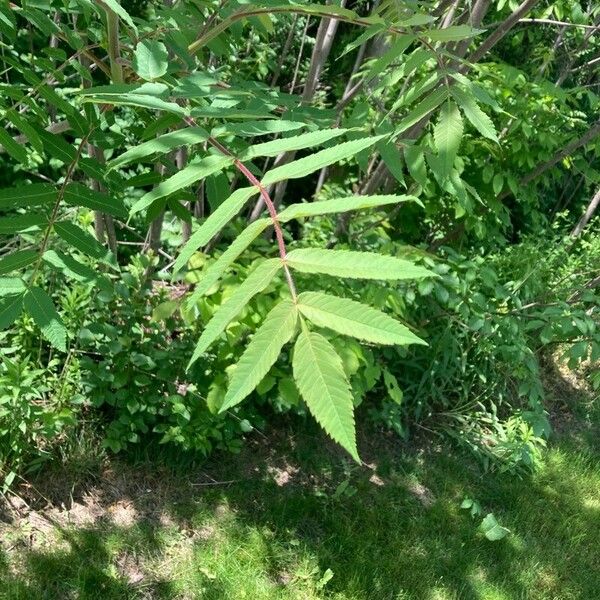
[1,415,598,600]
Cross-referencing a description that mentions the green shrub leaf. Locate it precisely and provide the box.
[173,186,259,273]
[286,249,435,280]
[292,329,359,462]
[0,249,38,275]
[23,286,67,351]
[297,291,426,346]
[133,40,168,81]
[220,299,298,412]
[0,293,24,329]
[188,259,282,367]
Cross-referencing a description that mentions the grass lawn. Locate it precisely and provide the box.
[0,381,598,599]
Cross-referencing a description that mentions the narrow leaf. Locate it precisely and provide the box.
[43,250,112,291]
[0,293,24,329]
[24,287,67,351]
[293,329,359,462]
[297,292,426,346]
[238,128,349,161]
[0,249,38,275]
[132,155,233,215]
[0,277,26,296]
[278,195,419,222]
[451,87,498,143]
[261,135,387,186]
[188,259,281,367]
[212,120,307,137]
[395,88,448,136]
[98,0,138,34]
[53,221,116,266]
[424,25,483,42]
[286,249,435,280]
[64,182,127,218]
[0,183,56,209]
[433,100,463,180]
[0,214,47,234]
[173,186,258,273]
[184,218,270,303]
[109,127,209,171]
[220,299,298,411]
[0,127,29,164]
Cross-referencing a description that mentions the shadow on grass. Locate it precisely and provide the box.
[1,407,599,600]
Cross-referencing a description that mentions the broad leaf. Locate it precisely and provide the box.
[187,259,281,367]
[133,40,168,81]
[184,218,271,304]
[434,101,464,180]
[173,186,259,273]
[404,144,428,187]
[297,292,426,346]
[219,299,298,411]
[261,135,387,186]
[293,329,359,462]
[132,155,233,215]
[286,249,435,280]
[279,194,419,222]
[23,286,67,351]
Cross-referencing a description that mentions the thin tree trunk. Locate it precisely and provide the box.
[571,187,600,237]
[250,4,345,220]
[271,15,298,87]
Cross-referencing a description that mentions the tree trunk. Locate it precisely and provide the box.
[571,187,600,237]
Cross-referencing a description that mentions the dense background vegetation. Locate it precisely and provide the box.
[0,0,599,494]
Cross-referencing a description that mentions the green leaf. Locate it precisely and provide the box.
[0,127,28,164]
[53,221,116,266]
[219,299,298,412]
[0,277,26,296]
[0,214,46,234]
[133,40,168,81]
[261,135,387,186]
[238,128,349,161]
[109,127,209,171]
[43,250,112,291]
[0,249,38,275]
[173,186,259,273]
[132,155,233,215]
[433,101,463,180]
[297,292,426,346]
[23,287,67,351]
[187,259,281,367]
[279,194,419,222]
[184,218,270,303]
[451,88,498,143]
[480,513,510,541]
[0,293,23,329]
[286,249,435,280]
[98,0,138,34]
[292,329,359,462]
[0,183,56,210]
[81,93,187,116]
[212,120,307,137]
[4,109,43,154]
[424,25,483,42]
[404,145,428,187]
[395,88,448,136]
[64,183,127,218]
